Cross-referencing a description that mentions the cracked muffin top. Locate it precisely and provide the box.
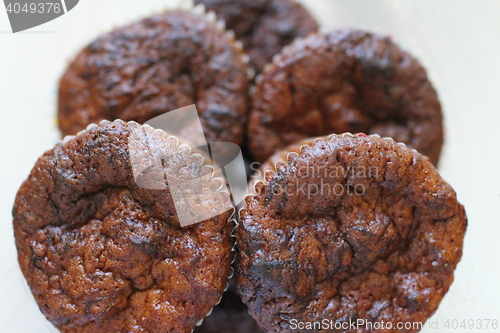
[248,29,443,165]
[13,121,234,333]
[238,134,466,333]
[194,0,319,75]
[58,9,250,144]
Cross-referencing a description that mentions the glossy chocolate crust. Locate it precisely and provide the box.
[194,0,319,74]
[58,10,249,144]
[13,121,233,332]
[238,134,466,333]
[248,30,444,164]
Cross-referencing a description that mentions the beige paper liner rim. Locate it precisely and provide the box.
[240,132,416,217]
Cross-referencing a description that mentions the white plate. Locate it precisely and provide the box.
[1,0,499,332]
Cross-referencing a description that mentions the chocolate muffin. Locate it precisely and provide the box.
[194,275,264,333]
[238,134,467,332]
[248,29,444,165]
[194,0,319,74]
[58,9,250,144]
[13,120,234,332]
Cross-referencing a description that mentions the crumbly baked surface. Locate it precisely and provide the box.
[58,10,249,144]
[13,121,233,333]
[238,134,466,333]
[248,29,443,164]
[194,0,318,74]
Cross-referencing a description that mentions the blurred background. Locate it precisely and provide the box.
[1,0,499,331]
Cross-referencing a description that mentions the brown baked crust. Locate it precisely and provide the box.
[248,29,444,164]
[194,274,264,333]
[238,134,466,333]
[13,121,233,333]
[58,10,249,143]
[194,0,319,74]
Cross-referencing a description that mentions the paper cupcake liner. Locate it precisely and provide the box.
[185,0,255,80]
[63,119,236,332]
[66,119,237,223]
[241,132,413,215]
[194,205,238,330]
[194,207,238,328]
